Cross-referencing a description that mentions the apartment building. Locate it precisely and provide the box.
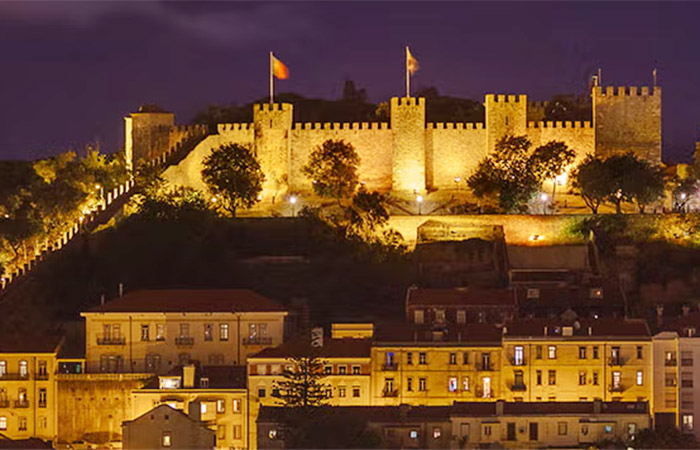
[405,286,517,326]
[501,318,652,403]
[81,289,288,374]
[131,364,249,449]
[0,335,62,442]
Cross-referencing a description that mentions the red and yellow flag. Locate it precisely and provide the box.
[272,55,289,80]
[407,47,419,75]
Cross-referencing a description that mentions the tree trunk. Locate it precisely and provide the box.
[551,179,557,213]
[615,200,622,215]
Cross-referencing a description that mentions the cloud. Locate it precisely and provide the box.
[0,1,315,47]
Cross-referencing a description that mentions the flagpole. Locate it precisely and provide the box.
[269,51,274,104]
[405,46,410,98]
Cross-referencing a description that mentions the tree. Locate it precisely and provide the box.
[346,187,390,238]
[632,426,700,449]
[273,353,331,408]
[628,159,665,213]
[201,144,264,217]
[467,135,540,213]
[303,140,360,205]
[571,155,609,214]
[529,141,576,207]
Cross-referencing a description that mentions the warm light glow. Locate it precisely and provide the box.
[529,234,545,242]
[454,177,461,182]
[555,172,568,186]
[540,193,548,202]
[681,193,687,200]
[416,195,423,203]
[211,196,218,202]
[95,184,101,190]
[289,195,298,205]
[79,216,84,222]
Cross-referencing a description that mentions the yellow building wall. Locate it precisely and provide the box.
[426,124,487,190]
[0,352,58,442]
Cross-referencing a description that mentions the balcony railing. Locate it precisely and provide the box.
[510,357,526,366]
[97,335,126,346]
[511,383,527,392]
[665,358,677,367]
[35,373,50,381]
[0,373,30,381]
[382,363,399,371]
[382,388,399,397]
[243,337,272,346]
[682,381,694,388]
[14,400,29,408]
[607,357,623,366]
[0,400,9,408]
[682,359,694,367]
[609,384,624,393]
[175,336,195,346]
[478,364,493,371]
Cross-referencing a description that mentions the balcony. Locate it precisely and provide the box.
[14,400,29,408]
[665,358,678,367]
[682,359,694,367]
[97,335,126,346]
[478,364,493,371]
[511,383,527,392]
[0,400,8,408]
[609,384,624,393]
[607,357,623,367]
[382,363,399,371]
[510,357,526,366]
[35,373,50,381]
[382,388,399,397]
[175,336,195,346]
[243,337,272,346]
[0,373,30,381]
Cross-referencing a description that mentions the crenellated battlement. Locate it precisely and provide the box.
[485,94,527,103]
[427,122,485,130]
[171,124,208,134]
[255,102,293,112]
[292,122,389,131]
[594,86,659,96]
[527,121,593,129]
[391,96,425,107]
[217,123,254,133]
[528,100,550,109]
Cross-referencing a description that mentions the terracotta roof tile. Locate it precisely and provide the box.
[504,318,650,338]
[250,338,371,359]
[407,287,516,307]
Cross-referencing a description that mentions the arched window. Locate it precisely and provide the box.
[19,361,28,378]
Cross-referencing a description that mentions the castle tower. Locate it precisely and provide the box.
[592,86,661,165]
[391,97,426,192]
[253,103,293,199]
[485,94,528,152]
[124,105,175,171]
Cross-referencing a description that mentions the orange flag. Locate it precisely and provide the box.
[407,47,419,75]
[272,55,289,80]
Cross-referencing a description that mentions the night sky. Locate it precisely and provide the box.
[1,1,699,163]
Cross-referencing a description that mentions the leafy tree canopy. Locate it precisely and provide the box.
[272,353,331,408]
[303,139,360,203]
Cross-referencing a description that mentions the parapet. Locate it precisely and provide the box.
[528,101,550,109]
[593,86,659,97]
[427,122,485,130]
[527,121,593,129]
[485,94,528,103]
[218,123,254,133]
[171,124,208,134]
[292,122,389,131]
[255,103,293,112]
[391,97,425,107]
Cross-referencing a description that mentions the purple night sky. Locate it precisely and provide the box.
[0,1,698,162]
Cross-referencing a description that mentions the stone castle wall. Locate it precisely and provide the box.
[155,85,662,199]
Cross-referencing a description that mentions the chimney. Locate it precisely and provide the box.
[543,326,548,336]
[496,400,505,416]
[311,327,324,347]
[683,305,691,316]
[183,364,195,389]
[188,401,202,422]
[118,283,124,297]
[100,294,105,306]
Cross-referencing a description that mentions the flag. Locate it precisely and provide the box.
[407,47,419,75]
[272,55,289,80]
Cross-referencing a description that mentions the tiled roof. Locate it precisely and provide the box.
[660,311,700,334]
[258,405,452,423]
[84,289,286,313]
[141,365,246,389]
[514,282,623,307]
[373,322,502,345]
[0,334,63,354]
[250,338,371,359]
[452,401,648,416]
[406,287,516,307]
[503,318,650,338]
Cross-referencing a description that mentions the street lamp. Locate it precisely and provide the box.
[416,195,424,215]
[540,193,548,215]
[95,184,104,210]
[454,177,461,191]
[289,195,298,217]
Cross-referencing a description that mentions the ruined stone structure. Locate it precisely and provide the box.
[124,85,662,198]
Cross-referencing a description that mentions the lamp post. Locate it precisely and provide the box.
[289,195,298,217]
[540,193,548,215]
[454,177,461,191]
[416,195,424,215]
[95,184,104,210]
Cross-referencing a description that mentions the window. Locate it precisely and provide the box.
[581,425,589,436]
[548,346,557,359]
[324,365,332,374]
[232,399,241,412]
[146,354,161,372]
[39,388,47,408]
[627,423,637,436]
[38,360,47,377]
[0,361,5,377]
[407,377,413,392]
[178,353,190,366]
[204,324,213,341]
[419,378,427,391]
[162,431,172,447]
[611,346,621,364]
[435,309,446,323]
[604,425,613,434]
[548,370,556,385]
[258,388,266,398]
[682,372,693,388]
[667,374,678,387]
[19,360,28,377]
[338,386,346,397]
[593,371,599,385]
[612,371,622,389]
[338,366,347,375]
[179,323,190,337]
[457,310,466,324]
[141,324,149,341]
[636,371,644,386]
[684,414,695,432]
[414,309,424,324]
[449,353,457,365]
[536,370,542,385]
[217,399,225,413]
[249,323,268,340]
[637,346,643,359]
[433,427,441,439]
[579,346,587,359]
[156,324,165,341]
[682,351,694,366]
[514,346,524,365]
[448,377,458,392]
[579,371,586,385]
[219,323,229,341]
[268,429,278,440]
[419,352,427,364]
[18,417,26,431]
[507,422,516,441]
[514,370,524,388]
[208,353,224,365]
[593,346,599,359]
[558,422,567,436]
[463,376,470,391]
[352,365,361,375]
[217,425,226,440]
[483,425,492,436]
[406,352,413,365]
[536,346,542,359]
[463,352,469,365]
[18,388,27,403]
[352,387,360,397]
[0,417,6,431]
[481,353,491,370]
[410,430,419,439]
[481,377,492,398]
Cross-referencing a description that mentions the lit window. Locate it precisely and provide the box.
[419,378,427,391]
[141,325,149,341]
[219,323,229,341]
[200,378,209,388]
[410,430,418,439]
[558,422,567,435]
[463,376,470,391]
[579,371,586,385]
[548,370,556,385]
[338,386,346,397]
[200,403,207,414]
[269,429,278,440]
[217,399,225,413]
[419,353,427,364]
[456,310,466,324]
[0,361,6,377]
[156,324,165,341]
[162,431,172,447]
[513,346,524,365]
[19,361,28,377]
[604,425,613,434]
[548,346,557,359]
[232,399,241,412]
[636,371,643,386]
[448,377,458,392]
[0,417,6,431]
[628,423,637,435]
[204,324,213,341]
[433,427,441,439]
[449,353,457,365]
[352,366,361,374]
[683,414,694,432]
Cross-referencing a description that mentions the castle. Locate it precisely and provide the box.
[124,85,662,199]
